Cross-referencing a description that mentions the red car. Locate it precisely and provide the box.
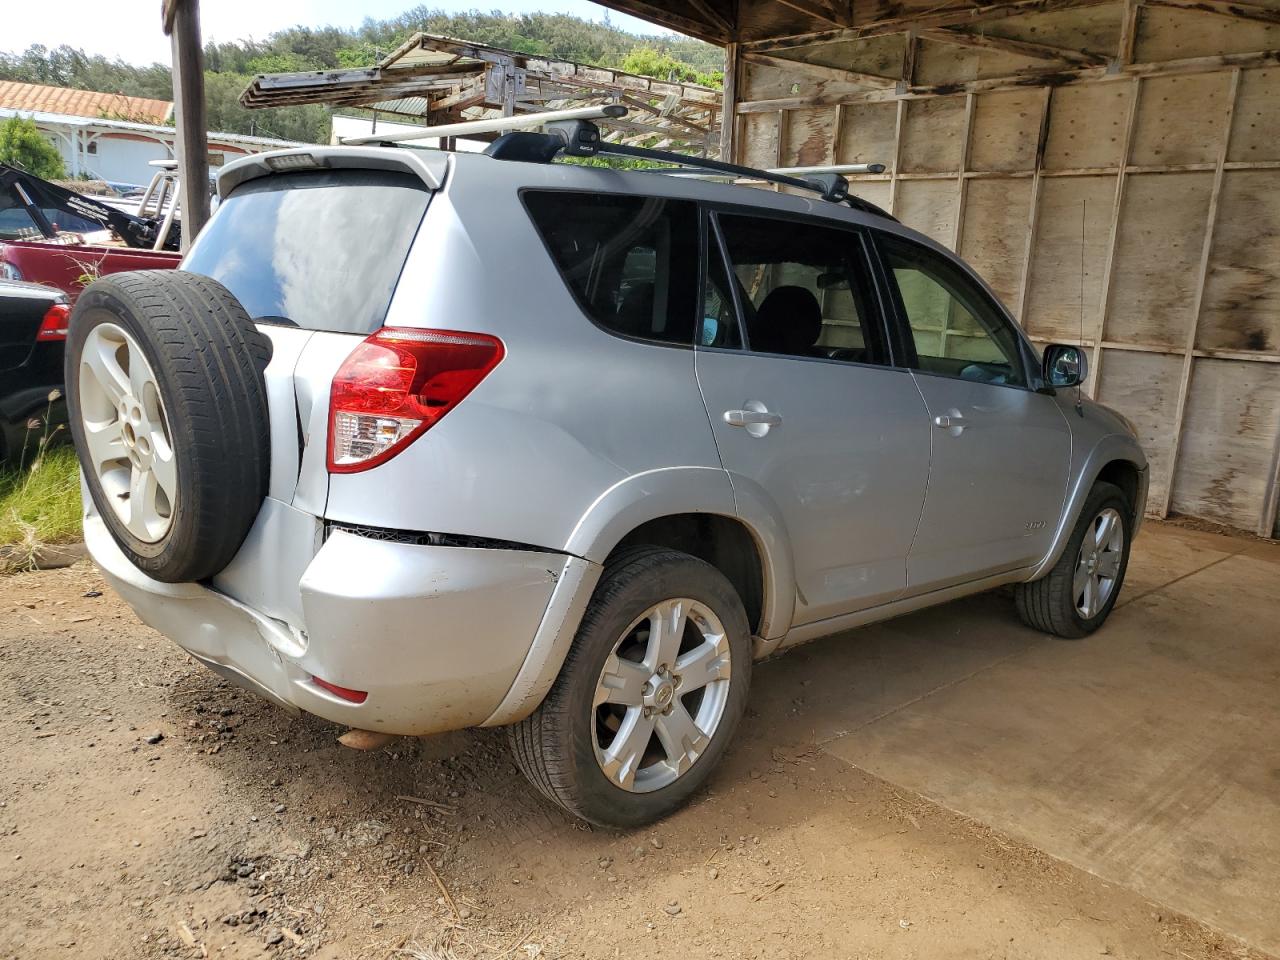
[0,164,180,300]
[0,239,179,302]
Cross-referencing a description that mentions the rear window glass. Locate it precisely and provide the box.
[183,169,430,335]
[522,190,698,346]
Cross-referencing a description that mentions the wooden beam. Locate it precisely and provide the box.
[921,26,1109,66]
[1015,86,1053,323]
[741,51,898,88]
[1160,67,1241,517]
[740,0,1114,51]
[1116,0,1140,68]
[1089,77,1141,396]
[721,41,740,163]
[1262,420,1280,537]
[901,29,920,88]
[1145,0,1280,26]
[165,0,209,249]
[685,0,736,34]
[888,98,906,214]
[775,0,850,28]
[587,0,731,43]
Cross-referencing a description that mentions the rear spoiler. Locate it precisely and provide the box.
[216,148,448,199]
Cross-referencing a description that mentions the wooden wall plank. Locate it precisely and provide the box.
[740,111,781,169]
[1199,169,1280,354]
[1130,72,1232,165]
[1107,171,1215,348]
[1228,66,1280,162]
[782,106,839,165]
[960,178,1034,306]
[1096,349,1184,510]
[1169,357,1280,528]
[1023,175,1116,342]
[899,94,966,172]
[895,179,958,244]
[1136,5,1280,61]
[835,101,898,166]
[1041,81,1134,169]
[969,88,1044,171]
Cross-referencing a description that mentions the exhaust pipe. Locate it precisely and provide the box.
[338,729,395,750]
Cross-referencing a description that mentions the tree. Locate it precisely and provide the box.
[0,117,65,178]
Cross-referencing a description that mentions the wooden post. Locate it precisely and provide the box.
[164,0,210,250]
[1015,86,1053,324]
[720,42,740,163]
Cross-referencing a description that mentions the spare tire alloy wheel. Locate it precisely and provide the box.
[594,598,732,792]
[66,270,271,584]
[78,322,177,543]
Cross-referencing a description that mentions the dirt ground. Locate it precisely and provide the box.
[0,561,1270,960]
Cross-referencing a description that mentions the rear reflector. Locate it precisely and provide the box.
[36,303,70,342]
[327,327,504,473]
[311,676,369,704]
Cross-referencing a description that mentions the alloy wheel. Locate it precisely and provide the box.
[1074,506,1124,619]
[592,598,733,793]
[77,321,177,543]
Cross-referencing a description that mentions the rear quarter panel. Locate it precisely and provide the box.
[322,158,732,557]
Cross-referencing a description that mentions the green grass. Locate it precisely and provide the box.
[0,446,83,567]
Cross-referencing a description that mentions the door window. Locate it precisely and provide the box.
[523,191,699,346]
[879,234,1027,387]
[713,212,889,365]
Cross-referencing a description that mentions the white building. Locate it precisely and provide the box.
[0,81,297,187]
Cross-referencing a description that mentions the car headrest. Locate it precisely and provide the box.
[749,285,823,356]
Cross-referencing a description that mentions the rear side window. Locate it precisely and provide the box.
[523,191,698,346]
[183,169,430,335]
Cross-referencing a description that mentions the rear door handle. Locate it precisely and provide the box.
[724,401,782,438]
[725,410,783,427]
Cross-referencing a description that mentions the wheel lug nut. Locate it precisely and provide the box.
[643,706,653,718]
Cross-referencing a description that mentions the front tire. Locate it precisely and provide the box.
[509,547,752,828]
[1014,481,1133,638]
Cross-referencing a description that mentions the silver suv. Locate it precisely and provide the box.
[66,130,1147,827]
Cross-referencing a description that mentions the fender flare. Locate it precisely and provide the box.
[483,468,798,726]
[1030,433,1148,580]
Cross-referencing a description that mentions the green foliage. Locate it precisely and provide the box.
[0,446,81,568]
[0,10,724,147]
[618,46,721,87]
[0,116,65,178]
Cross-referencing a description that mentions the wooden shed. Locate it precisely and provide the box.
[596,0,1280,537]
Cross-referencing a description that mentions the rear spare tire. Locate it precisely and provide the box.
[66,270,270,583]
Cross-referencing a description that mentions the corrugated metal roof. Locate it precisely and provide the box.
[0,81,172,124]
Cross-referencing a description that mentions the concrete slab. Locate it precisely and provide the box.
[796,523,1280,954]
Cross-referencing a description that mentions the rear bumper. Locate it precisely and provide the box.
[85,514,579,735]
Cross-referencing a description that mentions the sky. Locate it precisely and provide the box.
[4,0,669,67]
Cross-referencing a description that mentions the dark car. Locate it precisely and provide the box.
[0,279,69,462]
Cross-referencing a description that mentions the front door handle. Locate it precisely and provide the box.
[724,401,781,437]
[725,409,783,428]
[933,409,966,435]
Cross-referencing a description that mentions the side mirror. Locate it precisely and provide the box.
[1043,343,1088,389]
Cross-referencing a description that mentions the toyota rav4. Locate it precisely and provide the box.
[66,126,1147,827]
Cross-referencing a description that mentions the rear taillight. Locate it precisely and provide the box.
[36,303,70,342]
[327,327,504,473]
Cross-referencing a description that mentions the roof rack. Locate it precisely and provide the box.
[484,115,894,218]
[337,104,892,218]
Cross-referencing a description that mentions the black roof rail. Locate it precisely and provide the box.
[485,118,896,220]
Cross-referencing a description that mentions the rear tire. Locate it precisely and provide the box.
[65,270,271,583]
[1014,481,1132,638]
[509,547,752,828]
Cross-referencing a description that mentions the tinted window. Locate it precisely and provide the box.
[523,191,698,345]
[715,212,888,365]
[183,169,430,335]
[880,235,1026,387]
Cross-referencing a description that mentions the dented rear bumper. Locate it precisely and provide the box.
[85,513,572,735]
